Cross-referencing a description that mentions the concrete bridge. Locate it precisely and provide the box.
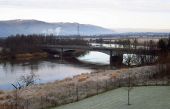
[42,45,160,65]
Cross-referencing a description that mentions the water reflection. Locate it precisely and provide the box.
[0,43,158,90]
[0,60,92,90]
[78,51,110,65]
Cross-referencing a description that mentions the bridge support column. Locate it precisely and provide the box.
[110,50,113,65]
[60,48,63,61]
[110,50,123,66]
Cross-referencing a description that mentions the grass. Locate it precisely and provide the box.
[51,86,170,109]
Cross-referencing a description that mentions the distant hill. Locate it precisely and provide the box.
[0,19,114,37]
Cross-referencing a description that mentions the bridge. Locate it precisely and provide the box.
[42,45,160,65]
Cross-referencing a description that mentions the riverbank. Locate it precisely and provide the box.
[0,52,49,60]
[0,65,169,109]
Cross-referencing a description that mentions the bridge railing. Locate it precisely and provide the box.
[41,44,160,55]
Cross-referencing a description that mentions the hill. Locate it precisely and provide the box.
[0,19,114,37]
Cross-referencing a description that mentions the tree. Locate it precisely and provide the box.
[12,72,39,89]
[158,39,167,52]
[133,38,138,49]
[124,54,135,67]
[167,37,170,50]
[19,72,39,88]
[11,72,39,109]
[2,34,90,55]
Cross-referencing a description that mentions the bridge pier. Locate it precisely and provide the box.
[60,48,63,61]
[110,50,123,66]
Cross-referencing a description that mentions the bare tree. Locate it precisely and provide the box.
[124,54,135,67]
[19,72,39,87]
[11,72,39,108]
[132,38,138,49]
[12,72,39,89]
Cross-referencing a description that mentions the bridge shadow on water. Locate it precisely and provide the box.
[57,55,127,70]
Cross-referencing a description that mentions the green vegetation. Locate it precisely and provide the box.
[52,86,170,109]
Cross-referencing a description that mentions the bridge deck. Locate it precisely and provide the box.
[42,45,160,55]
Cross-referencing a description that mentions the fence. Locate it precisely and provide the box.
[0,104,23,109]
[1,70,170,109]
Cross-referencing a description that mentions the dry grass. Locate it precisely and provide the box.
[0,65,159,109]
[53,86,170,109]
[0,91,4,95]
[15,52,48,60]
[15,53,33,60]
[0,94,12,100]
[63,78,72,82]
[78,76,89,82]
[110,72,119,79]
[0,103,23,109]
[121,68,128,72]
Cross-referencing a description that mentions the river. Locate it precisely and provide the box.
[0,50,111,90]
[0,43,156,90]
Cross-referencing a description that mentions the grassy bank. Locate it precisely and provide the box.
[0,65,169,109]
[15,52,48,60]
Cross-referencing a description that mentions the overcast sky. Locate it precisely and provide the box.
[0,0,170,30]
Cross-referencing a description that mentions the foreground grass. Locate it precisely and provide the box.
[52,86,170,109]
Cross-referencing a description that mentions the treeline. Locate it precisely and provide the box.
[0,34,89,55]
[157,38,170,52]
[114,37,170,50]
[113,38,170,66]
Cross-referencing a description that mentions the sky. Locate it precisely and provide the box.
[0,0,170,30]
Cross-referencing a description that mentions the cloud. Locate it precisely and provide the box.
[0,0,170,12]
[115,0,170,12]
[0,0,170,29]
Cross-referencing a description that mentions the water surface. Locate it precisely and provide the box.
[0,60,93,90]
[0,50,110,90]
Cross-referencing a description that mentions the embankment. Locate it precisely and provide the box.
[0,65,169,109]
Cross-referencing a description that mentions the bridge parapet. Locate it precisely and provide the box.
[42,45,160,55]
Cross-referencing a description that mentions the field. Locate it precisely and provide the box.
[52,86,170,109]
